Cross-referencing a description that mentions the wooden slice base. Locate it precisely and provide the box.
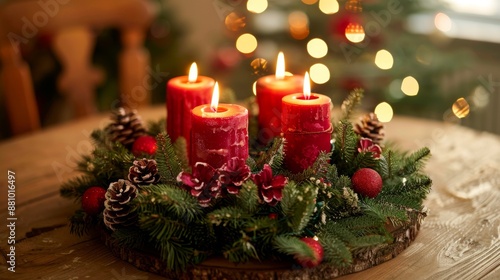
[102,211,425,279]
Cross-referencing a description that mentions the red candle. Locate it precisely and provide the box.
[281,72,332,173]
[191,82,249,168]
[256,52,303,145]
[167,63,215,147]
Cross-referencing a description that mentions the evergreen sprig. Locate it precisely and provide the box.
[155,133,183,184]
[340,88,364,120]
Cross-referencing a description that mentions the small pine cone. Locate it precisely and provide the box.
[103,179,138,231]
[106,107,146,149]
[354,113,385,145]
[128,158,161,186]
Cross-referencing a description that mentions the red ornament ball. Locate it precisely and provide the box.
[351,168,383,198]
[81,186,106,215]
[132,136,157,157]
[296,237,324,268]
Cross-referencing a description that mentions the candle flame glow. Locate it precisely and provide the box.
[211,82,220,112]
[303,72,311,100]
[276,52,285,80]
[188,62,198,83]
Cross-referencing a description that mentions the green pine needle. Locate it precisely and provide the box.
[155,133,183,184]
[340,88,364,120]
[273,235,315,260]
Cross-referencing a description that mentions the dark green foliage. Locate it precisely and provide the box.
[253,137,285,171]
[280,181,318,233]
[332,120,359,176]
[155,133,183,184]
[173,137,190,171]
[273,235,315,261]
[60,175,102,201]
[69,209,101,236]
[147,118,166,136]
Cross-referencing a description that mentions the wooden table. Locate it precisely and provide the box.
[1,106,499,279]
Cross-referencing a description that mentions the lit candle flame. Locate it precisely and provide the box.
[188,62,198,83]
[303,72,311,100]
[275,52,285,80]
[211,82,220,112]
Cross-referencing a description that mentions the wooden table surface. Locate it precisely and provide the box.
[0,106,499,279]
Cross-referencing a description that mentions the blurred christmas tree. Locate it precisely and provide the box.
[210,0,485,125]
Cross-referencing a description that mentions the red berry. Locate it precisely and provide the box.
[81,186,106,215]
[351,168,383,198]
[132,136,157,157]
[296,237,324,268]
[269,213,278,220]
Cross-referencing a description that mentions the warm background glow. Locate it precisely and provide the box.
[401,76,419,96]
[375,49,394,70]
[309,63,330,84]
[319,0,339,14]
[307,38,328,58]
[374,102,394,122]
[247,0,268,14]
[236,33,258,54]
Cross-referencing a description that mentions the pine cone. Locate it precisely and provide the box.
[354,113,385,145]
[106,107,146,149]
[128,158,161,186]
[103,179,138,231]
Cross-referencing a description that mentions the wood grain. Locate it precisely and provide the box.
[0,107,499,279]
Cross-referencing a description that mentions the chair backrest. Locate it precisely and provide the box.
[0,0,157,136]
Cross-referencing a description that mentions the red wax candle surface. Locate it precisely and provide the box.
[166,76,214,146]
[256,75,303,144]
[282,93,332,173]
[191,104,248,169]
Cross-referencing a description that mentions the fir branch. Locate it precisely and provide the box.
[280,181,318,233]
[361,200,409,227]
[333,120,358,174]
[223,232,259,263]
[317,231,352,266]
[155,133,183,184]
[90,128,112,149]
[352,152,379,171]
[254,137,284,170]
[111,226,148,250]
[340,88,364,120]
[397,147,431,176]
[273,235,315,260]
[285,151,331,182]
[135,184,203,223]
[157,237,194,271]
[60,176,102,201]
[90,142,135,181]
[336,215,384,237]
[236,181,260,214]
[207,207,250,227]
[69,209,100,236]
[350,235,389,253]
[173,137,190,171]
[147,118,166,136]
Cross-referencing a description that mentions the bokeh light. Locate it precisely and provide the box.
[345,23,365,43]
[471,85,490,108]
[374,102,394,122]
[388,79,404,100]
[435,12,452,32]
[345,0,362,13]
[309,63,330,84]
[452,97,470,118]
[250,58,268,75]
[375,49,394,70]
[247,0,268,14]
[401,76,419,96]
[225,12,246,31]
[289,11,309,40]
[236,33,258,54]
[319,0,339,14]
[307,38,328,58]
[416,45,433,65]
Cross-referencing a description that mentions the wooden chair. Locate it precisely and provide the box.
[0,0,158,136]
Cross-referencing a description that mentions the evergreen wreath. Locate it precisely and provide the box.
[60,89,431,274]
